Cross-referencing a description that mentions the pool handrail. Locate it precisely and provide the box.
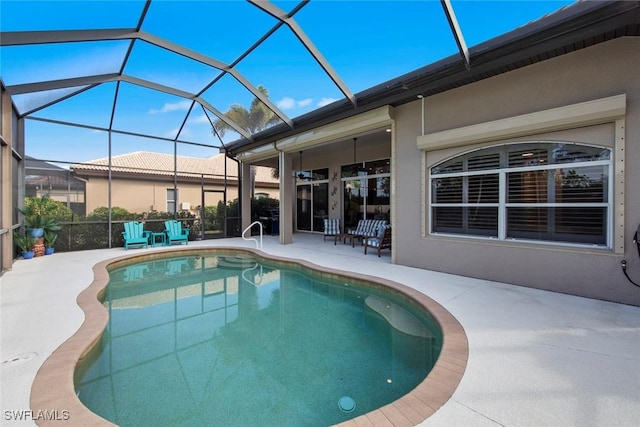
[242,220,263,249]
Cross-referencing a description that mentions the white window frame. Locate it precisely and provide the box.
[167,188,176,213]
[418,94,626,253]
[428,143,613,249]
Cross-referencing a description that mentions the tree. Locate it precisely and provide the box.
[213,85,281,197]
[213,85,280,137]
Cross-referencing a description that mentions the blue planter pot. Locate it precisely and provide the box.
[30,228,44,238]
[45,247,55,255]
[22,251,35,259]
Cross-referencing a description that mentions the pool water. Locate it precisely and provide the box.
[75,253,442,426]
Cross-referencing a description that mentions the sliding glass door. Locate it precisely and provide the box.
[295,168,329,232]
[342,159,391,230]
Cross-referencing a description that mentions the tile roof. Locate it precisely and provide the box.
[72,151,278,183]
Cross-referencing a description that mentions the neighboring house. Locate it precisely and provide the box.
[71,152,278,215]
[25,156,86,215]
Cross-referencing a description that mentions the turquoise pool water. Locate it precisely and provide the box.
[76,253,442,426]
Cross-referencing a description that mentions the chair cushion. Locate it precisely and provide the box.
[365,237,381,247]
[323,219,340,235]
[350,219,387,237]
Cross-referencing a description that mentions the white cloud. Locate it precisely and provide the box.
[192,114,211,124]
[277,97,296,110]
[164,128,182,139]
[276,97,316,110]
[317,97,338,107]
[148,100,192,115]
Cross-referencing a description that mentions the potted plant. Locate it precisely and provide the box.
[44,231,58,255]
[18,196,62,238]
[13,229,38,259]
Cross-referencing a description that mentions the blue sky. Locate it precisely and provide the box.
[0,0,575,165]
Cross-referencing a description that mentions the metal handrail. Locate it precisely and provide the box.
[241,221,263,249]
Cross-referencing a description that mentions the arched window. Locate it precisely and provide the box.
[429,142,611,246]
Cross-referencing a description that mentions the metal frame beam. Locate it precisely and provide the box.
[6,74,119,95]
[248,0,356,107]
[26,116,221,148]
[440,0,470,69]
[1,28,292,132]
[0,29,137,46]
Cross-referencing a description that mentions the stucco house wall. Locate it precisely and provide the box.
[72,152,279,215]
[393,37,640,305]
[81,176,277,215]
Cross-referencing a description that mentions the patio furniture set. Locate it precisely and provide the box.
[323,218,392,257]
[122,220,189,250]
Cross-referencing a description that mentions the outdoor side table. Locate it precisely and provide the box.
[343,233,362,247]
[151,232,166,247]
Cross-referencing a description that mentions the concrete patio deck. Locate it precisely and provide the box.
[1,234,639,426]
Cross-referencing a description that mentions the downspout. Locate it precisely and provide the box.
[418,94,425,136]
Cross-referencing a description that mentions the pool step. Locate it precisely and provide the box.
[216,256,256,269]
[365,295,431,338]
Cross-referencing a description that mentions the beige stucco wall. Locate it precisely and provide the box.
[83,177,277,215]
[393,37,640,306]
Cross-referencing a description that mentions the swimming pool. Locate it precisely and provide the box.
[31,248,468,426]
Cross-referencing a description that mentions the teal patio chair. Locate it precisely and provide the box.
[122,221,150,250]
[164,220,189,245]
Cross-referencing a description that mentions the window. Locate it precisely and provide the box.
[430,143,611,246]
[342,159,391,229]
[167,188,176,213]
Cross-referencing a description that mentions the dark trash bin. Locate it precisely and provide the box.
[268,209,279,235]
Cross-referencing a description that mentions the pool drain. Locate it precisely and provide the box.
[338,396,356,413]
[2,352,37,367]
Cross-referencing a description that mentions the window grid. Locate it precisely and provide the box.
[429,143,612,247]
[167,188,176,213]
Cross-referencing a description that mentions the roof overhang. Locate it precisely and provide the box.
[236,105,393,163]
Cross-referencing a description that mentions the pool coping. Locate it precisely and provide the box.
[30,246,468,426]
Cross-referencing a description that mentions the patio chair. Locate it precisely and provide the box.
[123,263,149,281]
[122,221,150,250]
[346,219,387,247]
[166,258,189,275]
[323,218,341,245]
[364,225,391,257]
[164,220,189,245]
